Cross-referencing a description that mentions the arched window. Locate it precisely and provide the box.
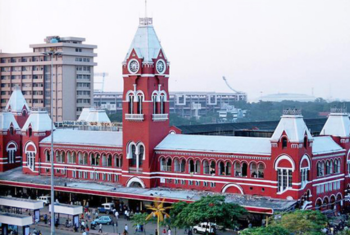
[45,150,51,162]
[250,162,257,178]
[304,137,308,149]
[61,151,66,163]
[195,160,200,174]
[28,127,32,137]
[160,94,165,114]
[258,163,265,178]
[334,159,341,174]
[55,151,59,163]
[218,162,225,175]
[166,158,172,172]
[242,162,248,177]
[6,143,16,164]
[282,137,287,149]
[225,162,232,176]
[277,169,293,192]
[152,94,158,114]
[203,160,209,174]
[326,161,331,175]
[234,162,241,177]
[83,153,88,165]
[210,161,216,175]
[180,159,185,173]
[106,154,112,167]
[128,94,134,114]
[315,199,322,210]
[160,158,166,171]
[174,159,180,172]
[72,152,76,164]
[9,126,14,135]
[101,154,107,166]
[138,145,144,167]
[137,94,143,114]
[189,160,195,174]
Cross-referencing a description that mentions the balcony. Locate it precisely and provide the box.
[125,113,144,121]
[129,167,143,174]
[152,114,168,122]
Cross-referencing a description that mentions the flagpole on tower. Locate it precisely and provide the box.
[145,0,148,18]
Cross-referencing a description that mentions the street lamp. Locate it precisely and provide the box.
[42,42,62,235]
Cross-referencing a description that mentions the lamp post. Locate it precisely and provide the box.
[43,44,61,235]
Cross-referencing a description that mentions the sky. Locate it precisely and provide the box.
[1,0,350,101]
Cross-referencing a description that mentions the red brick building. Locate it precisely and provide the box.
[0,17,350,214]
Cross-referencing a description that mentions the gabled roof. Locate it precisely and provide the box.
[22,111,54,132]
[5,86,30,113]
[78,108,111,123]
[271,114,313,143]
[124,18,166,63]
[312,136,344,155]
[40,129,122,148]
[0,112,20,131]
[155,134,271,156]
[320,112,350,138]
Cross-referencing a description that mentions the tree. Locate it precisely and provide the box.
[131,213,151,235]
[146,198,173,235]
[272,210,327,235]
[174,195,247,230]
[240,226,289,235]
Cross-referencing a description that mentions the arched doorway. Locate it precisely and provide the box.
[126,177,145,189]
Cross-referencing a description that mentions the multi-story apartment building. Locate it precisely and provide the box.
[94,91,247,119]
[0,36,97,121]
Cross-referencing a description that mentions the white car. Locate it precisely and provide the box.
[37,196,50,205]
[193,222,217,234]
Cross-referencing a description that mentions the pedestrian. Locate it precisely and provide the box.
[188,228,192,235]
[163,228,167,235]
[99,223,103,233]
[115,210,119,220]
[155,228,158,235]
[44,214,48,224]
[125,224,129,233]
[168,228,171,235]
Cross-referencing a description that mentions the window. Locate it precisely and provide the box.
[181,180,186,185]
[128,95,134,114]
[174,179,179,184]
[218,162,225,175]
[189,181,193,186]
[210,161,216,175]
[78,171,82,178]
[204,182,208,187]
[250,162,257,178]
[334,159,341,174]
[114,175,119,182]
[45,150,51,162]
[277,169,292,192]
[242,162,248,177]
[210,182,216,188]
[160,95,165,114]
[234,162,241,177]
[203,160,209,174]
[301,168,309,187]
[304,137,308,149]
[282,137,287,149]
[152,95,158,114]
[72,171,76,178]
[137,94,143,114]
[258,163,265,178]
[317,162,325,177]
[195,181,200,186]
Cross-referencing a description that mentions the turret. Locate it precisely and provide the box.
[270,109,313,199]
[21,109,54,175]
[320,108,350,145]
[5,86,30,128]
[121,17,170,188]
[0,111,21,171]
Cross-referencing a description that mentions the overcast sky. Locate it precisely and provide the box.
[1,0,350,101]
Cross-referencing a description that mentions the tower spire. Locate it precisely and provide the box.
[145,0,148,18]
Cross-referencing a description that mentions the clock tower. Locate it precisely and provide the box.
[121,17,170,188]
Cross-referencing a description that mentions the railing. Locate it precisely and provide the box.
[152,114,168,122]
[129,167,143,174]
[283,108,302,115]
[125,114,144,121]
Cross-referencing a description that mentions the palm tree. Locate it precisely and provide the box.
[146,197,173,235]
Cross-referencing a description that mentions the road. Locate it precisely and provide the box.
[26,206,235,235]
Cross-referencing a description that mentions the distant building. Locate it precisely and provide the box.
[0,36,97,121]
[94,91,247,119]
[259,93,316,102]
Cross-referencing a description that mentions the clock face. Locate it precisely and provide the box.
[156,60,166,74]
[128,59,139,74]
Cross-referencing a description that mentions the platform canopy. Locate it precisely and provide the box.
[49,203,82,215]
[0,196,43,210]
[0,212,32,226]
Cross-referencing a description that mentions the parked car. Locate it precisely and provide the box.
[37,196,50,205]
[193,222,217,235]
[91,216,112,228]
[97,203,116,214]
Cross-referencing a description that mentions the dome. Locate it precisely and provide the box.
[50,38,59,43]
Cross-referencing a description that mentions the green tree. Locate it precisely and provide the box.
[272,210,327,235]
[174,195,247,230]
[240,226,289,235]
[131,213,151,235]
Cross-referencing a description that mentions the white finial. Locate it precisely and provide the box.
[145,0,148,18]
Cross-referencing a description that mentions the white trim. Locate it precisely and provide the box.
[313,174,344,182]
[222,184,244,194]
[275,155,295,171]
[312,178,344,187]
[300,155,311,170]
[127,59,140,74]
[126,177,145,188]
